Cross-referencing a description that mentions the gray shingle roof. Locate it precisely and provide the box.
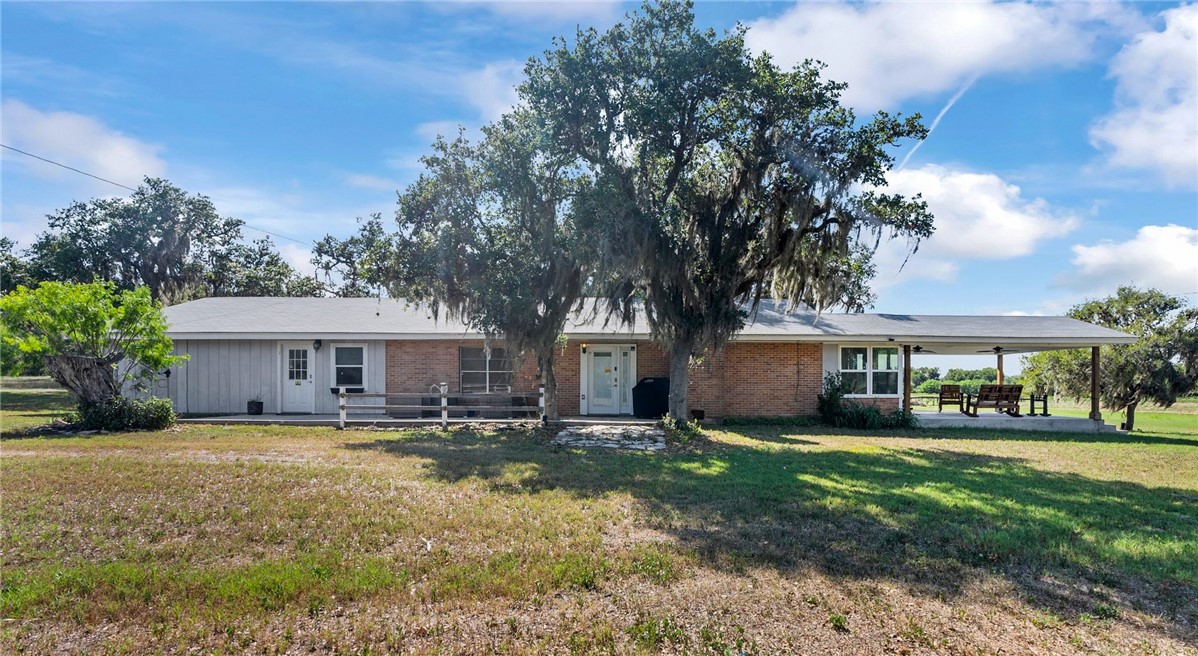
[162,296,1136,351]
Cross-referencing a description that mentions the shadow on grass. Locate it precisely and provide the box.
[0,388,73,412]
[345,427,1197,642]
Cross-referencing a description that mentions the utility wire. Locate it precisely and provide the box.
[1,142,316,246]
[2,143,138,192]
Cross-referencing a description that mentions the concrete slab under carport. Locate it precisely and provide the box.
[915,411,1118,433]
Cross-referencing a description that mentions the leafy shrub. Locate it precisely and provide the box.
[661,415,703,442]
[77,397,176,431]
[817,372,849,423]
[817,372,918,430]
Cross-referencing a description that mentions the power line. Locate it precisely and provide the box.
[1,142,316,247]
[2,143,138,192]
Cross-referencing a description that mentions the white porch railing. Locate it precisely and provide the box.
[337,384,545,429]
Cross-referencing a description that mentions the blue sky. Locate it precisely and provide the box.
[3,1,1196,371]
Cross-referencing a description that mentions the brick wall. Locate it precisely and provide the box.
[716,342,823,418]
[849,396,900,412]
[384,339,538,395]
[385,338,880,420]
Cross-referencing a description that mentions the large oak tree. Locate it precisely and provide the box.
[521,1,934,417]
[387,115,592,421]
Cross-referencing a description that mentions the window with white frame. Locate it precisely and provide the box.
[459,347,513,393]
[332,344,366,388]
[839,346,900,396]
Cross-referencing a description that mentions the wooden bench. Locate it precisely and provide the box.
[938,384,962,413]
[963,384,1023,417]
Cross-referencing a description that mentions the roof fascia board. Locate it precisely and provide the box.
[169,331,1136,345]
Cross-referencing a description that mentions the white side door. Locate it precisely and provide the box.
[281,342,316,413]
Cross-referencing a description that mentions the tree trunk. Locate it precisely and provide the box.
[1124,400,1138,432]
[667,340,693,420]
[45,355,120,405]
[541,350,559,422]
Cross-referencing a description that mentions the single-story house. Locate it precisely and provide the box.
[143,297,1136,422]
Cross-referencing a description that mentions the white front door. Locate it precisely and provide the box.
[583,345,636,415]
[281,342,316,413]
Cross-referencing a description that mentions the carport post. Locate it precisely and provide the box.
[996,354,1004,384]
[902,345,911,412]
[440,382,449,430]
[1089,347,1102,421]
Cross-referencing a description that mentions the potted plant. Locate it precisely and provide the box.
[247,396,264,415]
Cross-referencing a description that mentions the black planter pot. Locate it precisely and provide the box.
[247,400,264,415]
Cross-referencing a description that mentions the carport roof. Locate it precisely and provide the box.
[162,297,1136,351]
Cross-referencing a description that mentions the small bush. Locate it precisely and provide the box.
[661,415,703,442]
[817,373,918,430]
[77,397,176,431]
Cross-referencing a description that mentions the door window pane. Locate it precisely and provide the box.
[288,349,308,380]
[592,352,613,401]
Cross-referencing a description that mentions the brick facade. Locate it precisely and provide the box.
[848,396,901,412]
[384,339,539,396]
[383,338,853,420]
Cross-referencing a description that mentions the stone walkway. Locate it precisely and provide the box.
[552,425,666,451]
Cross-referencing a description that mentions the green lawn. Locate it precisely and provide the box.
[0,387,73,434]
[2,388,1196,654]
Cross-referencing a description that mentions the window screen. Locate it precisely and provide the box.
[459,347,513,393]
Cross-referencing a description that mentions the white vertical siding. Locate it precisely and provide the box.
[127,338,388,415]
[822,343,837,379]
[315,341,387,414]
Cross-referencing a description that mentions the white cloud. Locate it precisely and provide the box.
[870,164,1081,289]
[1063,224,1198,296]
[278,242,316,275]
[201,186,365,253]
[887,164,1081,259]
[0,100,165,190]
[461,59,523,122]
[1090,4,1198,189]
[745,2,1137,110]
[344,173,401,192]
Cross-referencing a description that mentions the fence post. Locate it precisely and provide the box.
[338,387,347,430]
[538,386,546,423]
[440,382,448,430]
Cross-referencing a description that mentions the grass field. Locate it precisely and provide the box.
[2,387,1196,654]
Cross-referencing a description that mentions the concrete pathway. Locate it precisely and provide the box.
[552,425,667,451]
